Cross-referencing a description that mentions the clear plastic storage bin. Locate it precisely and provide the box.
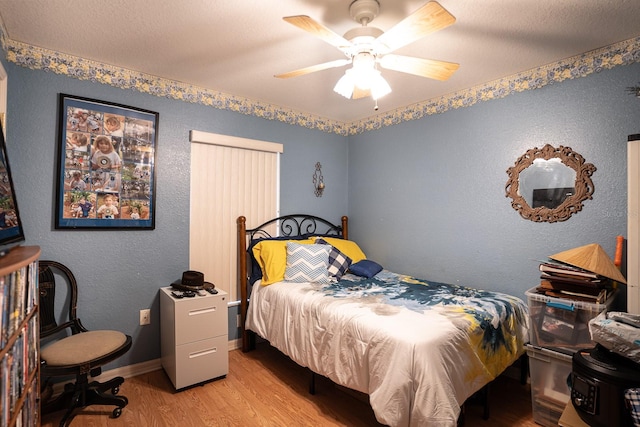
[526,287,615,351]
[526,344,573,427]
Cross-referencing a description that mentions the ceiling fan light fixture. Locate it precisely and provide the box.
[333,67,391,100]
[370,72,391,100]
[333,69,355,98]
[334,52,391,99]
[351,52,376,88]
[280,1,457,102]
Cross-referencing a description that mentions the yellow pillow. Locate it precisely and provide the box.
[252,238,315,285]
[315,237,366,263]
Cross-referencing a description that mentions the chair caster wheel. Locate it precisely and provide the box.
[112,386,119,395]
[112,407,122,418]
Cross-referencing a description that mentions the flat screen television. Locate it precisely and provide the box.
[0,124,25,256]
[532,187,575,209]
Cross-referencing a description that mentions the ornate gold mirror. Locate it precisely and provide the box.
[505,145,596,223]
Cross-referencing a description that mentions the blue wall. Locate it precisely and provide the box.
[4,55,639,371]
[347,62,640,306]
[4,60,348,369]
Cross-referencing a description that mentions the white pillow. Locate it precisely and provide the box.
[284,242,331,283]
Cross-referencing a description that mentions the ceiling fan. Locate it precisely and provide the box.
[275,0,459,101]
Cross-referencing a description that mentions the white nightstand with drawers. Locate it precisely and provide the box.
[160,286,228,390]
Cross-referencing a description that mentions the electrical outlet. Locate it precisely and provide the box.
[140,309,151,326]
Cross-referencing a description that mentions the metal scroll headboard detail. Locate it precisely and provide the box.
[237,214,348,352]
[246,214,344,240]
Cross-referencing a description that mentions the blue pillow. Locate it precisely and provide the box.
[349,259,383,278]
[316,238,352,280]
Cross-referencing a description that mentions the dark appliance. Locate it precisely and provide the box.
[571,345,640,427]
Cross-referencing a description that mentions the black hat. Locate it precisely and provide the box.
[171,270,214,291]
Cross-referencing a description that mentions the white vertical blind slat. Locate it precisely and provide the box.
[190,138,279,302]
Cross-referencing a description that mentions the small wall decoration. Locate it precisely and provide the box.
[505,144,596,223]
[55,94,158,229]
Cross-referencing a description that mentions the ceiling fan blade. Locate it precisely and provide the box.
[283,15,352,50]
[379,54,459,81]
[352,87,371,99]
[375,1,455,53]
[275,59,351,79]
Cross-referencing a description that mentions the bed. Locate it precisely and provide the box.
[237,214,529,427]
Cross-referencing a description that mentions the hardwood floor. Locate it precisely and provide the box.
[41,343,538,426]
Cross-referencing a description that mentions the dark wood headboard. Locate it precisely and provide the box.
[237,214,348,351]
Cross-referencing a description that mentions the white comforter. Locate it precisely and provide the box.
[246,271,529,426]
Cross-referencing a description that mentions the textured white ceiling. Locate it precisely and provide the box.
[1,0,639,123]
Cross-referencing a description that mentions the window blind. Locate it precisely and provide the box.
[189,130,281,302]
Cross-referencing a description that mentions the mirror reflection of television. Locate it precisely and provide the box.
[0,125,25,256]
[532,187,575,209]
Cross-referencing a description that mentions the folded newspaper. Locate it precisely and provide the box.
[589,311,640,364]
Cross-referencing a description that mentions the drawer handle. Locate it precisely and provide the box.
[188,307,216,316]
[189,347,217,358]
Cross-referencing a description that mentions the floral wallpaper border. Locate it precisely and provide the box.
[354,37,640,134]
[2,31,639,136]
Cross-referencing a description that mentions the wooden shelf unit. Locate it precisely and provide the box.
[0,245,41,427]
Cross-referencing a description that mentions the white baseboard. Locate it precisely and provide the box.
[228,338,241,351]
[50,341,241,395]
[97,358,163,382]
[49,357,161,396]
[91,340,241,381]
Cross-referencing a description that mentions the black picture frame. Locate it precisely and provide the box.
[55,94,158,230]
[0,119,26,253]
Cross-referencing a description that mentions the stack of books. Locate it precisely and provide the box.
[536,259,611,303]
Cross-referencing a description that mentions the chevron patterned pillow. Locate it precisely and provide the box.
[284,242,331,283]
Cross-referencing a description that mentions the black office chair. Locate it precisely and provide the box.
[39,260,132,427]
